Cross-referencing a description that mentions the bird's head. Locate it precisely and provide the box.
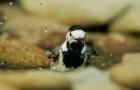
[66,25,86,44]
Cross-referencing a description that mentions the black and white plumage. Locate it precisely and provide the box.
[50,25,94,71]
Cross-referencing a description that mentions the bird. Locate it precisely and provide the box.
[49,25,94,71]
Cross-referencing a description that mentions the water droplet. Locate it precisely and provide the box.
[44,30,47,32]
[9,2,14,6]
[3,16,8,20]
[38,67,43,70]
[0,62,5,66]
[59,26,62,30]
[0,21,4,25]
[40,2,43,5]
[40,26,47,33]
[101,63,106,67]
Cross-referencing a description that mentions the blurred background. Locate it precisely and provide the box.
[0,0,140,90]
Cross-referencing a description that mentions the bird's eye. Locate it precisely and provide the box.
[70,33,72,36]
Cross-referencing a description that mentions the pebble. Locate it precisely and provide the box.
[20,0,129,26]
[110,1,140,33]
[38,31,66,50]
[122,53,140,64]
[0,71,72,90]
[109,64,140,89]
[0,5,68,45]
[66,67,122,90]
[0,37,51,69]
[0,83,19,90]
[95,33,140,54]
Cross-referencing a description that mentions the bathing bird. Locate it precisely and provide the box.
[50,25,94,71]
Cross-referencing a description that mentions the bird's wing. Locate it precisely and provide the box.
[85,45,98,65]
[86,45,95,56]
[49,47,60,62]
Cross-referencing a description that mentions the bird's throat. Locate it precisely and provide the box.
[66,41,84,53]
[62,41,85,68]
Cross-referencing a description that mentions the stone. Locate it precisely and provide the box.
[88,53,121,70]
[0,5,68,45]
[66,67,122,90]
[37,31,66,50]
[95,33,140,54]
[109,64,140,89]
[0,36,51,69]
[0,83,19,90]
[20,0,129,26]
[0,71,71,90]
[110,1,140,33]
[122,53,140,64]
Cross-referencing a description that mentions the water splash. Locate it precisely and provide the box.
[38,67,43,70]
[0,62,5,66]
[110,53,113,57]
[9,2,14,6]
[0,21,4,26]
[3,16,8,20]
[40,26,48,33]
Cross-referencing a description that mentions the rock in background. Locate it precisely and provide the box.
[110,0,140,33]
[0,83,19,90]
[0,71,72,90]
[66,67,124,90]
[20,0,129,26]
[0,35,51,69]
[108,52,140,90]
[0,67,127,90]
[0,5,68,45]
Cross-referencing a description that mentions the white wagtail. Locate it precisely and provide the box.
[49,25,94,71]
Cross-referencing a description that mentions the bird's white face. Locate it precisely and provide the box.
[66,30,86,44]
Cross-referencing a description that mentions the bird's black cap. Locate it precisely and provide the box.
[69,25,84,31]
